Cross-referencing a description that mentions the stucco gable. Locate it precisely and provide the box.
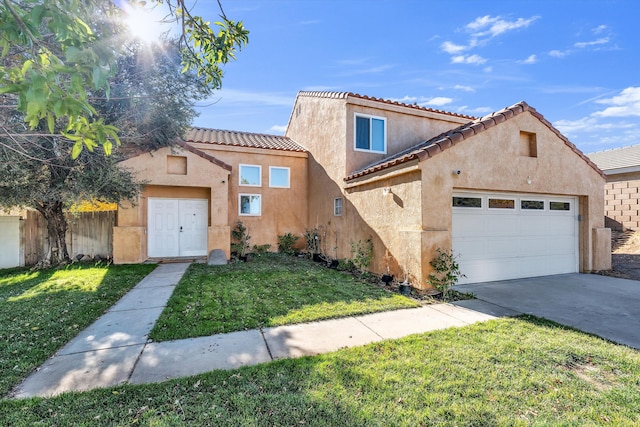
[345,101,605,181]
[119,144,231,186]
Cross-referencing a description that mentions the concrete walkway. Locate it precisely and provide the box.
[13,265,509,398]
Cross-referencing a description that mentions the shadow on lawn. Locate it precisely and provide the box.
[0,263,154,397]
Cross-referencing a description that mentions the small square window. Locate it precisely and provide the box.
[269,167,290,188]
[239,194,261,216]
[521,200,544,210]
[550,201,571,211]
[452,197,482,208]
[355,114,386,153]
[334,198,343,216]
[239,164,261,186]
[489,198,515,209]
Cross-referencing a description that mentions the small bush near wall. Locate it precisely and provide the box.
[277,233,300,255]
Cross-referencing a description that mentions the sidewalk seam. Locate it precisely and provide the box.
[352,316,384,340]
[259,328,275,361]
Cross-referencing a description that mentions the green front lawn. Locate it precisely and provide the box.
[150,254,418,341]
[2,316,640,425]
[0,263,155,397]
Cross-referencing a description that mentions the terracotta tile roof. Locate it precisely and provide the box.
[176,140,232,171]
[297,91,477,120]
[184,127,306,152]
[345,101,605,181]
[587,144,640,172]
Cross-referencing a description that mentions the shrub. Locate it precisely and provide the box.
[231,221,250,256]
[252,244,271,255]
[277,232,299,255]
[303,227,320,256]
[428,248,465,301]
[350,237,373,273]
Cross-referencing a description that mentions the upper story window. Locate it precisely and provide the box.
[239,164,261,187]
[355,114,386,153]
[334,197,343,216]
[269,166,290,188]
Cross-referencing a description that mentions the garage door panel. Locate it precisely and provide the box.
[517,237,548,256]
[485,216,518,235]
[484,238,519,257]
[453,193,578,284]
[452,215,481,237]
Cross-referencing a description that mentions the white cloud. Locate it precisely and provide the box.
[269,125,287,133]
[453,84,475,92]
[451,54,487,65]
[549,49,570,58]
[466,15,539,38]
[441,15,538,65]
[574,37,609,49]
[441,41,467,54]
[593,87,640,117]
[423,97,453,107]
[520,54,537,64]
[593,24,608,34]
[201,89,294,107]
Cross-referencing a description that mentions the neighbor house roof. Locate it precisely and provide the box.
[185,128,306,152]
[345,101,605,181]
[587,144,640,174]
[296,91,476,120]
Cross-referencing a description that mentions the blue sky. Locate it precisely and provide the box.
[180,0,640,154]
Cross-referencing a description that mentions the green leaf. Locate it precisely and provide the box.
[20,60,34,76]
[47,113,55,134]
[71,140,83,159]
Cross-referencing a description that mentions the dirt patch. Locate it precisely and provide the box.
[565,362,617,391]
[597,230,640,281]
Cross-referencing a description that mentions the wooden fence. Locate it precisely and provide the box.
[22,210,115,265]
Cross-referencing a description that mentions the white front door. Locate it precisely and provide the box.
[452,192,579,284]
[148,198,208,258]
[0,216,20,269]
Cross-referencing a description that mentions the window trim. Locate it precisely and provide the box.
[354,113,387,154]
[239,164,262,187]
[334,197,343,216]
[269,166,290,188]
[238,193,262,216]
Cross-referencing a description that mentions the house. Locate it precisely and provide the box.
[113,91,611,287]
[587,145,640,231]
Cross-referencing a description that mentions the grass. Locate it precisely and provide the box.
[2,316,640,425]
[0,263,155,397]
[149,253,419,341]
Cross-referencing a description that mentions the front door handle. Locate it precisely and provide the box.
[180,226,183,232]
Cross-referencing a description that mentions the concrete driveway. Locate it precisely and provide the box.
[453,273,640,350]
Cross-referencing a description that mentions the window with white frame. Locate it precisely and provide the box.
[334,197,343,216]
[239,164,261,186]
[355,114,386,153]
[269,166,290,188]
[239,194,261,216]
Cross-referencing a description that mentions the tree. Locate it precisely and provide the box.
[0,39,214,265]
[0,0,248,157]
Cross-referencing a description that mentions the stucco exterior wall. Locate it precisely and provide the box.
[345,98,469,174]
[603,173,640,230]
[113,146,230,263]
[286,94,469,263]
[191,143,309,250]
[414,110,606,286]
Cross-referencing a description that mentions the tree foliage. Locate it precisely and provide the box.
[0,0,248,157]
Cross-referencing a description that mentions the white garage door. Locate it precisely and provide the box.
[148,198,208,258]
[0,216,20,269]
[452,192,578,284]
